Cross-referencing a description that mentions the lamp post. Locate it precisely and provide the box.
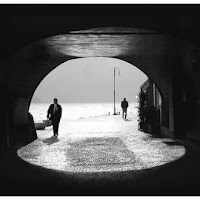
[114,66,120,115]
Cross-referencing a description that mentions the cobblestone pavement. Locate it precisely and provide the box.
[3,112,200,195]
[17,112,185,174]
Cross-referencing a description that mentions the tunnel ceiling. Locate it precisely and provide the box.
[69,27,159,34]
[1,5,200,60]
[42,27,170,58]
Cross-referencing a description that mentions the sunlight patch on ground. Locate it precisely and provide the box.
[17,115,186,173]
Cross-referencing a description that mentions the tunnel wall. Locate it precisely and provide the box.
[176,40,200,151]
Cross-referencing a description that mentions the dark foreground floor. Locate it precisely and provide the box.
[1,146,200,196]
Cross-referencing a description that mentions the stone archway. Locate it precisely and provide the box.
[0,27,192,148]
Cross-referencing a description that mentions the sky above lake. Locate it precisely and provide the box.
[33,57,147,103]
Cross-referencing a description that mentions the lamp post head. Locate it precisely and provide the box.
[114,66,120,76]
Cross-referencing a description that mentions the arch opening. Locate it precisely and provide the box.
[17,57,186,173]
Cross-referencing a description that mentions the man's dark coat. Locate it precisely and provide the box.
[47,104,62,123]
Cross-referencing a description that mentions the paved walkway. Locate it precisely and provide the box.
[17,112,185,173]
[1,112,200,195]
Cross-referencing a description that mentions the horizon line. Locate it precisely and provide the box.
[31,101,137,104]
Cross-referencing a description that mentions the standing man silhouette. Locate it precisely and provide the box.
[121,98,129,120]
[47,98,62,136]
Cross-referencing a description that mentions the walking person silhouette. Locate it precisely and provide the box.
[121,98,129,120]
[47,98,62,136]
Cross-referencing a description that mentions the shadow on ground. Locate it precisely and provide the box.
[124,119,133,122]
[42,136,59,145]
[0,147,200,196]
